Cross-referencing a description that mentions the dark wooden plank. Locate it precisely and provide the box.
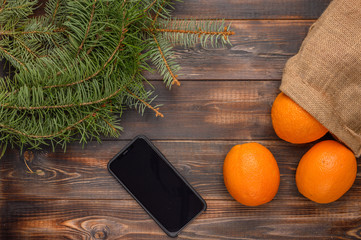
[119,80,280,140]
[32,0,330,20]
[172,0,331,20]
[1,139,358,201]
[0,22,314,81]
[145,20,313,81]
[0,80,281,140]
[1,199,361,239]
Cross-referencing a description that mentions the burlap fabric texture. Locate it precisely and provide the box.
[280,0,361,157]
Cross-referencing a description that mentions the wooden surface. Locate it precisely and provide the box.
[2,0,361,239]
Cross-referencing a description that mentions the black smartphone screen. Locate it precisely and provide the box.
[108,136,206,237]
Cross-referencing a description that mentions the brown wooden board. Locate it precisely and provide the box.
[171,0,331,20]
[1,199,361,239]
[1,0,359,239]
[0,20,312,81]
[118,80,281,140]
[144,20,313,80]
[1,140,359,200]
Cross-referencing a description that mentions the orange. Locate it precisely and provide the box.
[296,140,357,204]
[271,92,328,144]
[223,143,280,206]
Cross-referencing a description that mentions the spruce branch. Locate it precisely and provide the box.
[45,30,126,89]
[76,0,96,56]
[125,87,164,118]
[51,0,60,23]
[13,36,39,59]
[156,19,234,48]
[0,0,233,154]
[49,0,61,25]
[155,26,235,40]
[0,45,28,70]
[0,1,37,22]
[0,86,125,110]
[145,0,158,12]
[0,110,96,139]
[150,33,180,87]
[152,0,166,24]
[0,29,66,36]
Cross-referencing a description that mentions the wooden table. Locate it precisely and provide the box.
[2,0,361,239]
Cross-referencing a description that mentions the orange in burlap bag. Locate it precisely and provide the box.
[280,0,361,157]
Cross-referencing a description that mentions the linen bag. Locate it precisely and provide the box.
[280,0,361,157]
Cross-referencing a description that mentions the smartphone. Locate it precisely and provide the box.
[108,135,207,237]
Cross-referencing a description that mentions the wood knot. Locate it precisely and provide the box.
[91,224,110,240]
[23,150,34,162]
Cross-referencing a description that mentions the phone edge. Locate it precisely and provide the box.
[107,135,207,238]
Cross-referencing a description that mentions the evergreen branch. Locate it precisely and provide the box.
[125,87,164,117]
[0,45,27,71]
[0,0,6,10]
[0,3,25,13]
[0,29,66,36]
[152,0,166,24]
[13,36,39,59]
[4,29,126,96]
[1,86,125,110]
[50,0,61,25]
[0,1,37,24]
[154,26,235,40]
[0,0,233,153]
[152,34,180,86]
[156,19,234,48]
[76,0,96,56]
[45,29,126,89]
[145,0,158,12]
[100,116,117,133]
[46,0,68,26]
[0,111,96,138]
[121,0,126,9]
[52,34,101,78]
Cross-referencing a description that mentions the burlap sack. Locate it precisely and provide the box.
[280,0,361,157]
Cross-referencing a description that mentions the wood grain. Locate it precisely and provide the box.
[1,20,312,81]
[1,139,358,201]
[118,80,280,140]
[172,0,331,20]
[145,20,313,80]
[1,199,361,239]
[1,0,359,239]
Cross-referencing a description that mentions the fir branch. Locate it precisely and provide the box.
[1,86,125,110]
[13,36,39,59]
[50,0,61,24]
[145,0,158,12]
[156,19,234,48]
[0,3,27,12]
[52,34,101,78]
[45,0,68,26]
[4,29,126,95]
[45,29,126,89]
[0,0,6,10]
[126,87,164,117]
[76,0,97,56]
[0,29,66,36]
[121,0,126,9]
[152,0,166,24]
[154,26,235,40]
[100,115,117,133]
[0,45,28,71]
[152,34,180,86]
[0,0,233,153]
[0,111,96,138]
[0,1,34,14]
